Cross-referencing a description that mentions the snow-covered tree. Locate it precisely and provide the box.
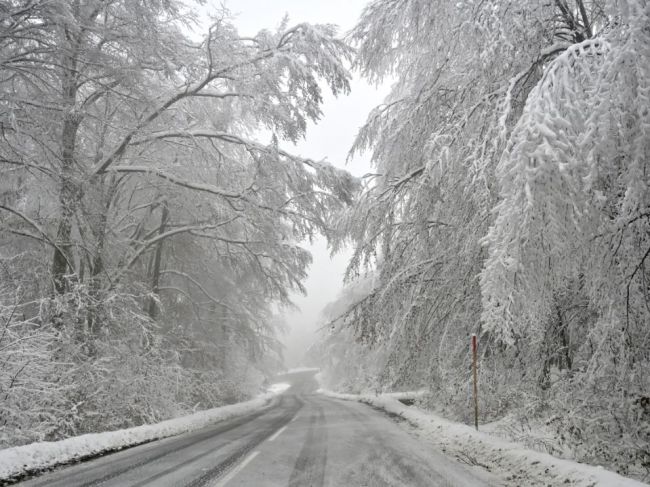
[0,0,357,444]
[480,2,650,472]
[342,0,603,393]
[330,0,649,476]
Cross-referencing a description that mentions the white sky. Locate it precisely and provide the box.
[215,0,388,367]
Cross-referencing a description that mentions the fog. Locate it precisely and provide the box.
[226,0,387,367]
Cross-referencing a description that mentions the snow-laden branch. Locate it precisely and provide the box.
[380,165,426,197]
[191,91,254,99]
[160,269,236,312]
[378,258,443,301]
[109,217,240,287]
[497,41,572,141]
[108,166,242,199]
[158,270,269,338]
[109,165,326,229]
[0,157,53,177]
[110,164,332,231]
[90,49,282,176]
[157,270,265,332]
[0,204,73,271]
[129,130,323,170]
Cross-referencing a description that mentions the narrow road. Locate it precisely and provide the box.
[19,371,493,486]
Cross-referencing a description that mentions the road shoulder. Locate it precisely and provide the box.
[321,390,648,487]
[0,393,279,484]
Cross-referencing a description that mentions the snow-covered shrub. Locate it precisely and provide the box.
[0,290,72,447]
[0,279,264,448]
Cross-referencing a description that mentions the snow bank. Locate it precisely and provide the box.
[322,391,648,487]
[380,389,428,401]
[0,393,278,483]
[284,366,320,373]
[266,382,291,394]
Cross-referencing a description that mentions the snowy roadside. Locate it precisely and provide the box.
[321,390,648,487]
[283,366,320,374]
[0,392,280,483]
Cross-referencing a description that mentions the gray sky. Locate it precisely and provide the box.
[221,0,388,367]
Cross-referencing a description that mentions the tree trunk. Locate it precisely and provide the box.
[147,203,169,319]
[51,118,81,294]
[87,176,118,334]
[51,28,81,295]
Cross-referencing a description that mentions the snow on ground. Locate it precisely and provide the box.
[283,366,320,373]
[321,390,649,487]
[266,382,291,394]
[0,393,280,483]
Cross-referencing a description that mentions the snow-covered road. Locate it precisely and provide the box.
[18,371,492,486]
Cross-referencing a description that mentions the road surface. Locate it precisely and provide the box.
[19,371,493,486]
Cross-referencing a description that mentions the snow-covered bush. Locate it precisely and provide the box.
[0,280,264,448]
[0,291,71,447]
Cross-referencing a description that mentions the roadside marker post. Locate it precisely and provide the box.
[472,334,479,431]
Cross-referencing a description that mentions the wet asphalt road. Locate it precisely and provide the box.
[18,371,493,486]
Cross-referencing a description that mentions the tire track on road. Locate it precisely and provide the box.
[74,405,275,487]
[288,404,327,487]
[184,396,304,487]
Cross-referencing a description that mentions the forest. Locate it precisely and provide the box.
[1,0,649,481]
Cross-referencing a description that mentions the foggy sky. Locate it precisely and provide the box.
[223,0,388,367]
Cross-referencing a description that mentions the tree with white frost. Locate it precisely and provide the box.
[342,0,604,389]
[480,3,650,470]
[327,0,649,476]
[0,0,357,444]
